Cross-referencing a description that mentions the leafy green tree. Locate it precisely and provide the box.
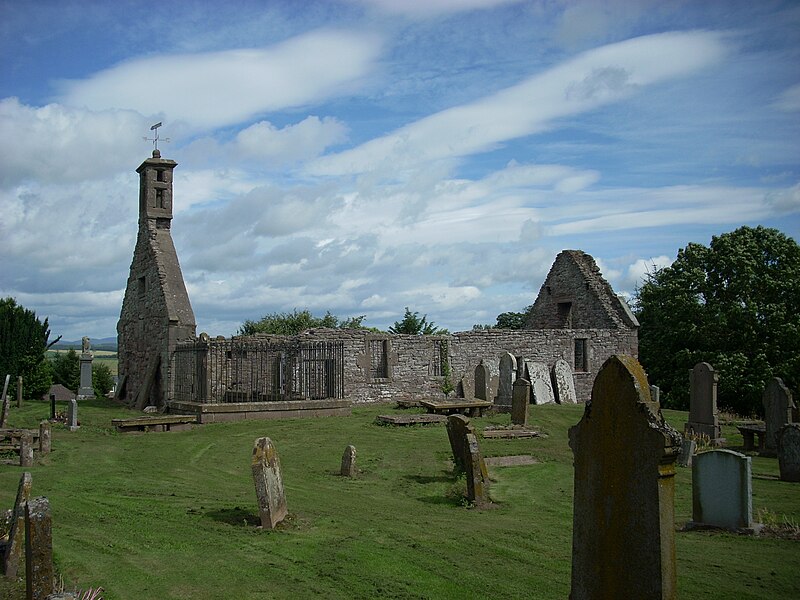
[52,349,80,392]
[495,305,533,329]
[239,309,368,336]
[0,297,58,400]
[635,226,800,416]
[389,307,447,335]
[92,363,115,397]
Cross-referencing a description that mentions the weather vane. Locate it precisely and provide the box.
[143,122,170,151]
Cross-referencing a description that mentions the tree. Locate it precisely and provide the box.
[52,349,80,392]
[389,308,447,335]
[239,309,368,336]
[92,363,115,397]
[0,297,58,400]
[495,305,533,330]
[635,226,800,416]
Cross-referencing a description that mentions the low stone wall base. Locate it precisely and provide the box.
[168,399,352,423]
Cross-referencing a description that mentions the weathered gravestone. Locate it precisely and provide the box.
[684,362,723,445]
[251,437,288,529]
[67,399,79,431]
[777,423,800,482]
[39,422,51,454]
[690,449,759,532]
[340,444,357,477]
[445,414,490,506]
[511,378,530,426]
[551,359,577,404]
[0,374,10,428]
[650,384,660,405]
[474,361,489,401]
[493,352,516,411]
[524,361,555,405]
[25,496,54,600]
[77,337,95,399]
[569,355,681,600]
[19,431,34,467]
[762,377,795,456]
[3,471,31,578]
[677,439,696,468]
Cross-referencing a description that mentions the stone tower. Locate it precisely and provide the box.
[116,150,196,409]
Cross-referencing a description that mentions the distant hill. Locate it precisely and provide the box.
[52,336,117,351]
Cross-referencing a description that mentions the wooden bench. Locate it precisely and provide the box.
[419,399,493,417]
[112,415,197,433]
[736,423,766,452]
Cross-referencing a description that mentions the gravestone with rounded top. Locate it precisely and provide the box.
[551,359,577,404]
[690,449,759,532]
[762,377,795,455]
[251,437,288,529]
[684,362,722,445]
[493,352,516,410]
[777,423,800,482]
[569,355,681,600]
[474,361,490,401]
[340,444,357,477]
[524,361,555,405]
[511,378,530,426]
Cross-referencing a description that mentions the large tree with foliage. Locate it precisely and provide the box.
[635,226,800,416]
[52,349,80,392]
[0,297,59,400]
[239,309,368,336]
[389,308,447,335]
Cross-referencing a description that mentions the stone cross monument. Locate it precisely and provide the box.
[77,336,95,399]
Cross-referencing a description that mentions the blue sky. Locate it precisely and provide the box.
[1,0,798,340]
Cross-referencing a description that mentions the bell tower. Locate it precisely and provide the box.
[137,148,176,226]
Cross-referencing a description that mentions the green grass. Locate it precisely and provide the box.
[1,399,798,599]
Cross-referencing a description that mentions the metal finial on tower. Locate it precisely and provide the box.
[143,121,170,154]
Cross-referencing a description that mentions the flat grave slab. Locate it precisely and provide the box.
[112,415,197,433]
[375,414,447,426]
[420,399,493,417]
[484,455,540,467]
[482,428,543,439]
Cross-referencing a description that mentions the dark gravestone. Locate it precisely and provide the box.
[3,472,32,578]
[511,378,530,426]
[684,362,722,444]
[551,359,577,404]
[446,414,473,473]
[340,445,357,477]
[25,496,54,600]
[474,361,489,401]
[777,423,800,482]
[493,352,516,410]
[677,439,696,468]
[569,355,681,600]
[762,377,795,455]
[464,431,491,508]
[251,437,288,529]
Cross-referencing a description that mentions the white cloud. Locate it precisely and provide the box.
[773,83,800,112]
[57,29,383,131]
[765,183,800,213]
[307,31,727,176]
[355,0,523,18]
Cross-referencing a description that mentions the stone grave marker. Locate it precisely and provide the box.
[25,496,54,600]
[569,355,681,600]
[77,337,94,399]
[19,431,34,467]
[524,361,555,405]
[474,361,490,401]
[251,437,288,529]
[677,439,696,468]
[67,399,79,431]
[446,414,473,473]
[464,430,490,507]
[684,362,722,445]
[762,377,795,455]
[511,378,530,426]
[0,374,10,428]
[39,422,51,454]
[16,376,22,408]
[340,445,357,477]
[777,423,800,482]
[650,385,660,404]
[691,449,759,532]
[493,352,516,410]
[551,359,577,404]
[3,471,32,578]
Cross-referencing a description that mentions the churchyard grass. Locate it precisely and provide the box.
[2,399,799,599]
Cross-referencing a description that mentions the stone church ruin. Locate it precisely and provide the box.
[117,151,638,421]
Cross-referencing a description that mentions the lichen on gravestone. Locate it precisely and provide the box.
[251,437,288,529]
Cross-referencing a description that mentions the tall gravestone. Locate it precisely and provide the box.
[524,361,555,405]
[0,373,10,428]
[511,378,530,426]
[445,414,490,507]
[777,423,800,482]
[39,421,51,454]
[691,449,758,532]
[551,359,577,404]
[77,336,95,399]
[474,361,489,401]
[340,445,357,477]
[67,399,79,431]
[446,414,473,473]
[493,352,516,411]
[251,437,288,529]
[684,362,722,445]
[19,431,34,467]
[3,472,32,578]
[25,496,54,600]
[569,355,681,600]
[762,377,794,455]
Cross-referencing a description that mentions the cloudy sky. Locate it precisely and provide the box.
[1,0,798,340]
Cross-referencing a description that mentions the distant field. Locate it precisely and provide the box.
[46,349,118,375]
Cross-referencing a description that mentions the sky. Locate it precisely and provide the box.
[1,0,799,341]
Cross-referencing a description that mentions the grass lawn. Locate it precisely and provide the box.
[1,398,799,599]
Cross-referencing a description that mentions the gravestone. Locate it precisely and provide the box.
[77,337,95,399]
[551,359,577,404]
[0,373,10,428]
[569,355,681,600]
[16,376,22,408]
[511,378,530,426]
[677,439,696,468]
[25,496,54,600]
[340,445,357,477]
[762,377,795,455]
[777,423,800,482]
[459,372,474,400]
[19,431,34,467]
[67,399,79,431]
[691,449,759,532]
[650,385,660,405]
[524,361,555,405]
[684,362,722,445]
[3,471,31,578]
[445,415,490,506]
[474,361,489,401]
[251,437,288,529]
[39,421,51,454]
[493,352,516,411]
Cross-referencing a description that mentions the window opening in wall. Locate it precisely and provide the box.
[430,339,448,376]
[156,169,165,182]
[137,276,146,297]
[558,301,573,328]
[369,339,388,379]
[155,188,165,208]
[574,338,588,372]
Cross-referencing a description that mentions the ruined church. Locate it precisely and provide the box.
[117,151,638,421]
